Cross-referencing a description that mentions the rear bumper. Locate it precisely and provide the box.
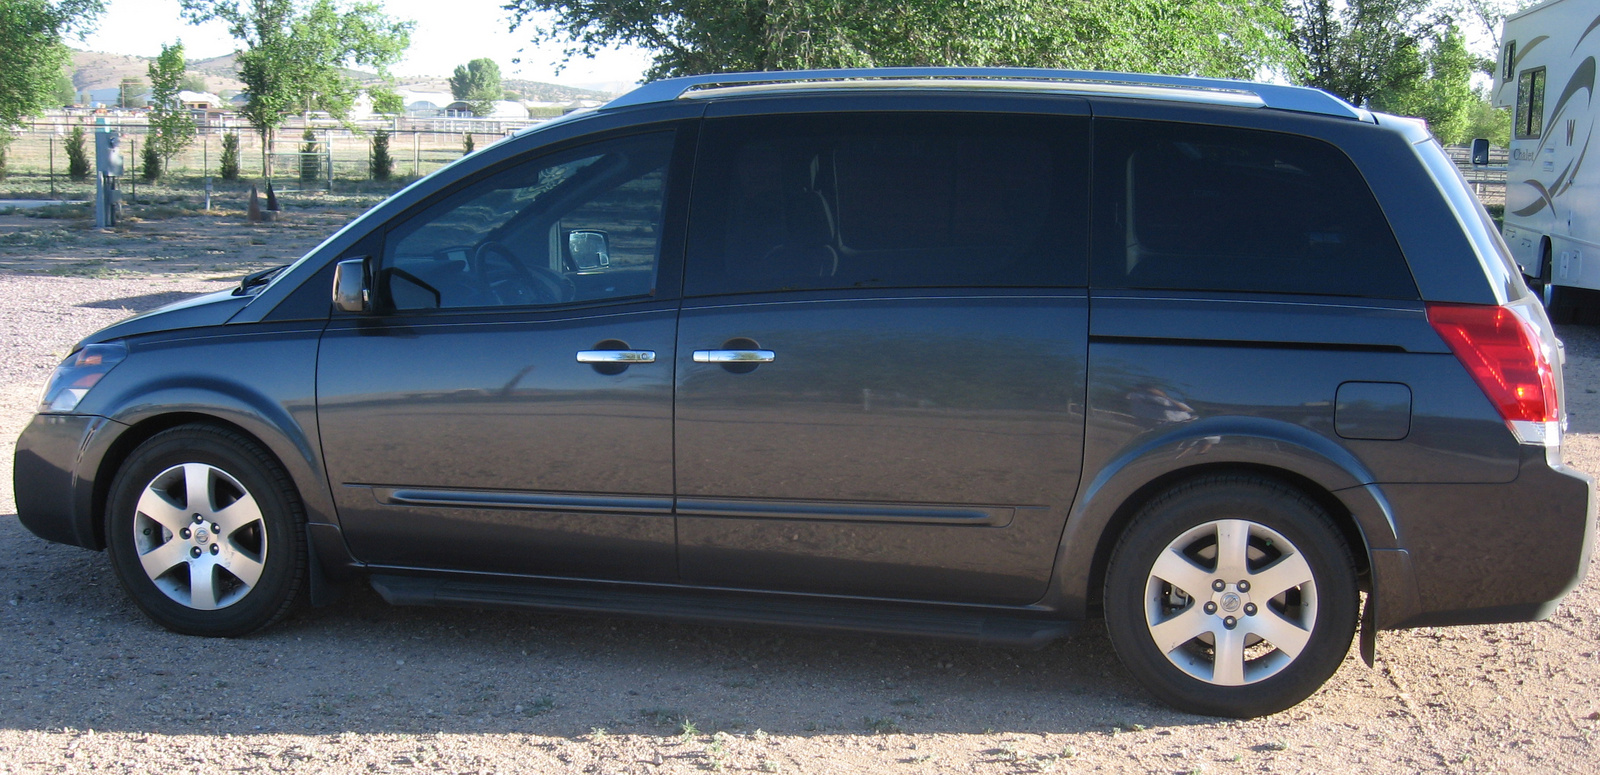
[13,413,124,549]
[1379,447,1595,629]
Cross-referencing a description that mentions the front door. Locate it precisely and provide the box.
[673,106,1093,605]
[318,129,686,581]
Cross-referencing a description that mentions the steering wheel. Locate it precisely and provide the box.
[472,240,576,306]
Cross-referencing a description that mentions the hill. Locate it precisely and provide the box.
[71,50,245,95]
[69,48,617,102]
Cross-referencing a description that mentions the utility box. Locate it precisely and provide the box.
[94,129,123,228]
[95,130,123,177]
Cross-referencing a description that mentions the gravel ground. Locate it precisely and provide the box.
[1,233,1598,773]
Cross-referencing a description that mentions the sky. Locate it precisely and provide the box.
[76,0,654,93]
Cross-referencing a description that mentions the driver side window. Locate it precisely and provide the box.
[383,131,675,311]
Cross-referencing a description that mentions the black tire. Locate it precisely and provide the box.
[105,424,306,637]
[1104,475,1358,718]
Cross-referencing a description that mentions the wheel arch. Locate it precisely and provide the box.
[1046,419,1396,619]
[91,411,298,551]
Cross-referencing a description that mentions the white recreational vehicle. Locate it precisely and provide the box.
[1492,0,1599,320]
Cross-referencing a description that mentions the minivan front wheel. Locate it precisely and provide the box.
[1104,476,1357,717]
[106,425,306,637]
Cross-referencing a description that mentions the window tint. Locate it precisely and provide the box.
[1092,120,1417,299]
[684,112,1088,296]
[383,131,674,311]
[1517,68,1546,139]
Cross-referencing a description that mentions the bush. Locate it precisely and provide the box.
[0,135,9,182]
[462,132,475,155]
[370,128,393,181]
[141,141,161,181]
[220,132,240,180]
[65,126,90,181]
[300,127,320,182]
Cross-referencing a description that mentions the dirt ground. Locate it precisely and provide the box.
[0,200,1597,774]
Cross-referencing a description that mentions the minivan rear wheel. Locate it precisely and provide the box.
[1104,475,1357,718]
[105,425,306,637]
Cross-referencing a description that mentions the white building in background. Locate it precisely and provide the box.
[176,91,223,110]
[385,91,451,117]
[441,100,531,120]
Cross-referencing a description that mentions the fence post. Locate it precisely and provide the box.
[325,128,333,193]
[49,139,55,196]
[413,130,420,177]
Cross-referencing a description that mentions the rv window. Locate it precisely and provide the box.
[1516,67,1545,139]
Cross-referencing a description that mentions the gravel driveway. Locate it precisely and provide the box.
[1,252,1597,773]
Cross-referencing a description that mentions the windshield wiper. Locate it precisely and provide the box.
[234,264,289,295]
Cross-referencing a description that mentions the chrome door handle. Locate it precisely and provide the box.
[576,350,656,364]
[693,349,776,363]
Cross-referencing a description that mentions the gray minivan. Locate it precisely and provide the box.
[14,68,1595,718]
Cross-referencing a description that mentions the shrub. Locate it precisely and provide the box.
[299,127,320,182]
[66,126,90,181]
[0,134,9,182]
[462,132,475,155]
[141,141,161,181]
[220,132,240,180]
[370,128,393,181]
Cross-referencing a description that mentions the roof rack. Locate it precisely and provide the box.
[604,67,1371,122]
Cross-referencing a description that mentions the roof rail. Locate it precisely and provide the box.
[604,67,1371,122]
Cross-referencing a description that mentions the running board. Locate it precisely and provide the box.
[369,574,1074,647]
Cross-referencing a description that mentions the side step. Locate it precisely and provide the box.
[369,573,1074,648]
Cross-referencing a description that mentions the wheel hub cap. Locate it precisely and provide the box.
[1143,518,1318,686]
[130,462,268,611]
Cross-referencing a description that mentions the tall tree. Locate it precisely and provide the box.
[449,57,502,116]
[147,41,197,171]
[0,0,102,126]
[118,76,146,107]
[1372,24,1480,143]
[1288,0,1434,108]
[367,84,403,115]
[504,0,1298,81]
[180,0,413,176]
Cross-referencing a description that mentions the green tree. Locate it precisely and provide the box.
[219,130,241,179]
[1370,24,1479,143]
[180,0,413,177]
[51,70,77,104]
[450,57,501,116]
[180,72,209,93]
[299,126,320,181]
[504,0,1297,80]
[147,41,197,170]
[141,139,161,180]
[0,0,103,129]
[118,76,146,107]
[64,124,89,180]
[462,132,475,154]
[1465,90,1510,146]
[368,84,403,114]
[370,127,392,179]
[1288,0,1435,108]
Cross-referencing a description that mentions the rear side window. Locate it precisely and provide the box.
[1516,67,1546,139]
[1092,120,1417,299]
[685,112,1089,296]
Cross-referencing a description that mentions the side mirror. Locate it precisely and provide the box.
[567,230,610,271]
[1471,138,1491,166]
[332,257,370,313]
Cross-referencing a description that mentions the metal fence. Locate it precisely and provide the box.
[1,112,552,193]
[1443,144,1508,207]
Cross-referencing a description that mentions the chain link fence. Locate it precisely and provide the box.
[0,111,549,196]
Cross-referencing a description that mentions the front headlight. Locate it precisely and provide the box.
[39,341,126,413]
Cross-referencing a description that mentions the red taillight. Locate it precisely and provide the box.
[1427,303,1558,424]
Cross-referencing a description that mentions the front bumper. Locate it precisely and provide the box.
[14,413,125,549]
